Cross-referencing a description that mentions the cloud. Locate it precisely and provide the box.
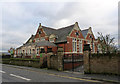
[1,0,119,51]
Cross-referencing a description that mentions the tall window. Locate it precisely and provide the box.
[25,50,26,55]
[27,50,29,55]
[30,49,31,54]
[79,40,83,53]
[97,44,101,52]
[72,38,77,52]
[36,48,39,55]
[92,43,94,52]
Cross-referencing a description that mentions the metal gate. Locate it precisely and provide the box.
[63,54,83,71]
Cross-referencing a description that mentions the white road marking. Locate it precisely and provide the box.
[0,70,6,73]
[10,74,31,81]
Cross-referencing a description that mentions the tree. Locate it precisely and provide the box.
[97,32,115,53]
[8,47,15,57]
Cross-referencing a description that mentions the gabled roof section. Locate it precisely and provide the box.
[81,29,89,38]
[36,40,57,47]
[42,26,57,36]
[41,23,75,43]
[25,35,35,44]
[55,24,75,43]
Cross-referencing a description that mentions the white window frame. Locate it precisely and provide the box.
[30,49,31,54]
[97,44,101,51]
[41,37,45,41]
[49,38,54,42]
[27,50,29,55]
[79,40,83,53]
[72,38,77,53]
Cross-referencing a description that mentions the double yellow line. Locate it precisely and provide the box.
[48,73,101,83]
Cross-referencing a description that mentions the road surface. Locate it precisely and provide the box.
[1,64,106,83]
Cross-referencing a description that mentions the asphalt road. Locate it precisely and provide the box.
[1,64,104,83]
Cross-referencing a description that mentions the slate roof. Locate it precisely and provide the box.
[25,35,35,44]
[42,24,75,43]
[20,23,75,47]
[24,43,34,46]
[35,40,57,47]
[55,24,74,43]
[42,26,57,36]
[81,29,89,38]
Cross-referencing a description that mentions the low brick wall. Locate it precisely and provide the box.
[84,51,120,75]
[64,61,83,70]
[47,47,64,71]
[90,55,119,75]
[50,55,58,70]
[2,58,41,68]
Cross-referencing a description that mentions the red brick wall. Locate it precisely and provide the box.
[65,29,84,53]
[35,28,46,38]
[70,30,84,39]
[86,33,95,40]
[57,44,65,51]
[65,37,72,52]
[64,62,83,70]
[52,47,57,54]
[85,33,98,53]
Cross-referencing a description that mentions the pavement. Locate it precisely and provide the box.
[66,65,120,83]
[1,64,120,83]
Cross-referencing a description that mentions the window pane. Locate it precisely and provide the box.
[75,42,76,52]
[93,43,94,52]
[79,41,83,53]
[72,38,74,41]
[37,49,39,54]
[41,37,45,41]
[73,42,74,52]
[30,49,31,54]
[49,38,54,42]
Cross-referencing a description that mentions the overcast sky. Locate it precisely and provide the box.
[0,0,119,52]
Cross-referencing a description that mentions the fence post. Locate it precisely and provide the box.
[47,53,52,69]
[72,54,74,71]
[83,44,91,73]
[62,54,64,70]
[57,47,64,71]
